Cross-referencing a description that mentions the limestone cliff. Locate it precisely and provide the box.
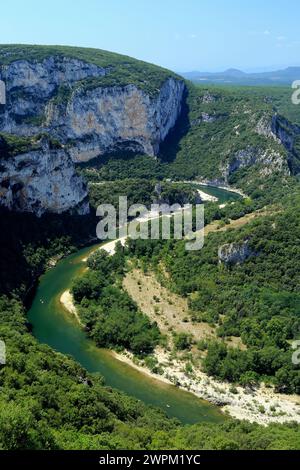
[0,57,184,159]
[46,77,185,161]
[0,137,89,216]
[0,48,185,215]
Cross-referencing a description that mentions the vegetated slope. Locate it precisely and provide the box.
[260,86,300,126]
[88,179,200,215]
[80,84,300,193]
[124,188,300,395]
[161,85,299,184]
[0,207,99,296]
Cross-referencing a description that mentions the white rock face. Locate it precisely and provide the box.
[0,140,89,216]
[256,115,279,141]
[218,240,255,265]
[54,78,185,161]
[0,58,185,158]
[0,57,107,134]
[221,146,290,182]
[0,56,185,215]
[1,56,106,94]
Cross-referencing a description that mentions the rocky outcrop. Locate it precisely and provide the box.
[221,146,290,182]
[201,92,218,104]
[1,56,106,94]
[0,58,185,159]
[219,111,300,183]
[47,77,185,161]
[0,138,89,216]
[256,113,300,174]
[218,240,256,265]
[271,115,300,152]
[271,115,300,172]
[256,115,279,141]
[191,112,223,126]
[0,57,106,133]
[255,113,300,157]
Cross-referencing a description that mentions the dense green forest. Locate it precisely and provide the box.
[88,179,200,213]
[71,248,160,355]
[1,295,300,450]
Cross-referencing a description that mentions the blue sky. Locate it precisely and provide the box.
[1,0,300,72]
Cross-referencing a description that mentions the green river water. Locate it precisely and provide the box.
[27,187,240,425]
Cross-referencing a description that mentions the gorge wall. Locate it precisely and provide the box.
[0,52,185,215]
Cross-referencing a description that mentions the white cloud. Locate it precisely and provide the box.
[248,29,271,37]
[287,40,300,48]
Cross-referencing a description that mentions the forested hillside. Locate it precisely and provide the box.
[1,74,300,449]
[0,294,300,449]
[125,190,300,394]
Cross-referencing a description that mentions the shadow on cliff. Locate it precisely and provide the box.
[0,207,97,299]
[158,87,191,163]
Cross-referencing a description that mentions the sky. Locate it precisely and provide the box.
[1,0,300,72]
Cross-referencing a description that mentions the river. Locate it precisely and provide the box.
[27,186,241,425]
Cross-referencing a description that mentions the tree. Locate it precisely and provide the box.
[0,402,55,450]
[174,333,192,351]
[203,342,227,376]
[240,371,259,388]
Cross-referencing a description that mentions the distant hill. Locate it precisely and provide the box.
[181,67,300,86]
